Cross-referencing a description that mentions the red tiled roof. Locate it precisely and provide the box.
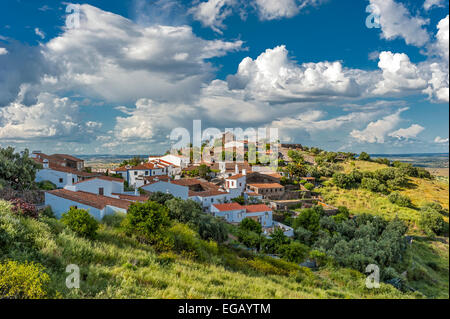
[113,166,128,172]
[51,154,84,162]
[244,204,272,213]
[247,183,284,189]
[226,174,245,180]
[47,189,131,210]
[212,203,243,211]
[130,163,156,170]
[112,193,149,202]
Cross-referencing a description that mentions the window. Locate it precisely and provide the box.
[99,187,104,196]
[134,171,137,176]
[59,178,63,183]
[145,171,149,176]
[72,178,75,183]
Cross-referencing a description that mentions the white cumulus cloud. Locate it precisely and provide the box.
[388,124,424,139]
[350,107,408,143]
[190,0,236,34]
[369,0,430,46]
[434,136,449,143]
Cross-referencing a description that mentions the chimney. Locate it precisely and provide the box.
[235,164,239,174]
[134,188,139,196]
[242,169,246,176]
[67,173,73,186]
[43,159,49,169]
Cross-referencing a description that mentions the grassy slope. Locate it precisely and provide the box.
[0,201,417,299]
[315,159,449,298]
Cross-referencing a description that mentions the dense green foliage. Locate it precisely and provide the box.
[61,207,99,239]
[0,147,41,190]
[122,201,171,248]
[313,215,409,276]
[388,192,412,207]
[418,204,447,237]
[0,199,437,298]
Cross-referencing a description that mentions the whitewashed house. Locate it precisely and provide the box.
[111,160,179,188]
[140,178,237,211]
[148,154,190,169]
[45,189,131,220]
[211,203,273,227]
[224,170,247,194]
[64,176,124,196]
[35,159,99,188]
[44,175,146,220]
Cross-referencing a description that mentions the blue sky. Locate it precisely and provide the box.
[0,0,448,155]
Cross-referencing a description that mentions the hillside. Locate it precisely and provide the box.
[311,157,449,298]
[318,160,449,224]
[0,200,419,299]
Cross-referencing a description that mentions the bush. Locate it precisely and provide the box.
[102,212,126,228]
[304,182,314,191]
[10,198,38,219]
[239,218,262,234]
[231,196,245,205]
[37,180,56,190]
[358,152,371,161]
[419,210,446,237]
[39,206,55,219]
[0,260,50,299]
[147,192,175,205]
[165,198,202,223]
[388,192,412,207]
[122,201,171,247]
[279,242,309,263]
[196,214,228,243]
[61,207,99,239]
[237,229,261,249]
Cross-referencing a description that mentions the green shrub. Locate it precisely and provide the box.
[419,210,446,237]
[0,260,50,299]
[388,192,412,207]
[239,218,262,234]
[122,201,171,248]
[147,192,175,205]
[102,212,126,228]
[304,182,314,191]
[358,152,371,161]
[61,207,99,239]
[196,214,228,243]
[37,180,56,190]
[165,198,201,223]
[39,206,55,219]
[279,242,309,263]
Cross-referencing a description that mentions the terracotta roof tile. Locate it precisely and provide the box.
[47,189,131,210]
[247,183,284,189]
[212,203,243,211]
[243,204,272,213]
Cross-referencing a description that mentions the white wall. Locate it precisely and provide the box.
[210,206,273,226]
[141,181,189,199]
[45,192,103,220]
[225,176,246,194]
[160,154,189,168]
[67,178,123,196]
[36,169,78,188]
[190,193,233,211]
[45,193,127,220]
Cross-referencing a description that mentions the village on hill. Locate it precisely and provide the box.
[31,132,344,239]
